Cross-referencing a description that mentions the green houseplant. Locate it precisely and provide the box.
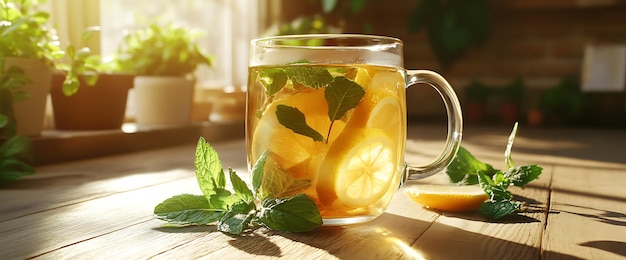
[49,27,135,130]
[110,21,214,126]
[0,0,63,136]
[0,59,34,183]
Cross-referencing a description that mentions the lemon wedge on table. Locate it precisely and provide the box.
[404,185,488,212]
[317,128,398,208]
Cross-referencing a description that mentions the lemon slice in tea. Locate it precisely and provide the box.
[317,128,397,208]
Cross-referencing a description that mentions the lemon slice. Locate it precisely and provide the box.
[404,185,488,212]
[317,128,397,208]
[347,90,403,139]
[367,69,404,92]
[251,89,345,170]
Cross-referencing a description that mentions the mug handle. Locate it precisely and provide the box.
[404,70,463,181]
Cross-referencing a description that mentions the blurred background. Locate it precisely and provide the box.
[38,0,626,128]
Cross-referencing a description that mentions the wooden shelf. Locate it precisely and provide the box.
[31,120,244,166]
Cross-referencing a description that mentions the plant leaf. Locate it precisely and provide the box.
[504,122,518,169]
[283,66,333,89]
[445,146,498,185]
[259,68,287,96]
[259,152,311,200]
[250,150,268,196]
[153,194,224,225]
[479,200,521,220]
[259,194,322,232]
[194,137,226,198]
[229,168,254,203]
[505,164,542,187]
[275,105,324,142]
[325,76,365,121]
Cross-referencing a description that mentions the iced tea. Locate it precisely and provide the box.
[246,63,407,224]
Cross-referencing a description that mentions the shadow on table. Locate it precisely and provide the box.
[226,212,582,259]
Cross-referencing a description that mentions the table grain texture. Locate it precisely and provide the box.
[1,125,625,259]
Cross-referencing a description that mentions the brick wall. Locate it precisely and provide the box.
[271,1,626,126]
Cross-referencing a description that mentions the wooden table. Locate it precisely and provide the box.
[2,125,625,259]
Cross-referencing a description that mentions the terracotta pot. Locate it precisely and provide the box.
[132,76,194,126]
[465,102,486,124]
[3,58,52,136]
[50,73,134,130]
[500,102,520,125]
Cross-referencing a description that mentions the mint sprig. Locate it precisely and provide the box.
[154,138,322,234]
[445,123,543,219]
[257,62,365,144]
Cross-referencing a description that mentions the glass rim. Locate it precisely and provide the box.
[251,34,403,50]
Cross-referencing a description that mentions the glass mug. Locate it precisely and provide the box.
[246,34,462,225]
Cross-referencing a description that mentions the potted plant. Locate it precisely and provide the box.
[110,22,214,126]
[539,78,587,126]
[49,27,135,130]
[0,60,35,183]
[498,78,524,125]
[0,0,63,136]
[463,80,490,124]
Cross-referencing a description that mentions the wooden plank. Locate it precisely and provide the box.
[0,176,199,259]
[0,145,195,222]
[542,165,626,260]
[149,190,440,259]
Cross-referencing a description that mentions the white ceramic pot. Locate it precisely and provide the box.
[3,58,52,136]
[132,76,194,126]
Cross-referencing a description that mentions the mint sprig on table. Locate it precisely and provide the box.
[445,123,543,219]
[153,138,322,234]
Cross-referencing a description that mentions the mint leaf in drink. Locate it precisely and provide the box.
[259,68,287,96]
[250,150,268,196]
[283,66,333,89]
[275,104,325,142]
[259,194,322,232]
[325,76,365,121]
[446,146,498,185]
[479,200,521,220]
[257,151,311,200]
[153,194,225,225]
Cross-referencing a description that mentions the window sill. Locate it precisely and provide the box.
[32,120,244,166]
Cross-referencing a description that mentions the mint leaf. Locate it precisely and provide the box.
[504,122,519,169]
[259,152,312,200]
[259,194,322,232]
[194,137,226,199]
[229,168,254,203]
[0,159,35,182]
[446,146,498,185]
[250,150,268,196]
[477,171,512,201]
[479,200,521,220]
[504,165,543,187]
[153,194,224,225]
[275,104,325,142]
[283,66,333,89]
[259,68,287,96]
[217,200,256,235]
[325,76,365,121]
